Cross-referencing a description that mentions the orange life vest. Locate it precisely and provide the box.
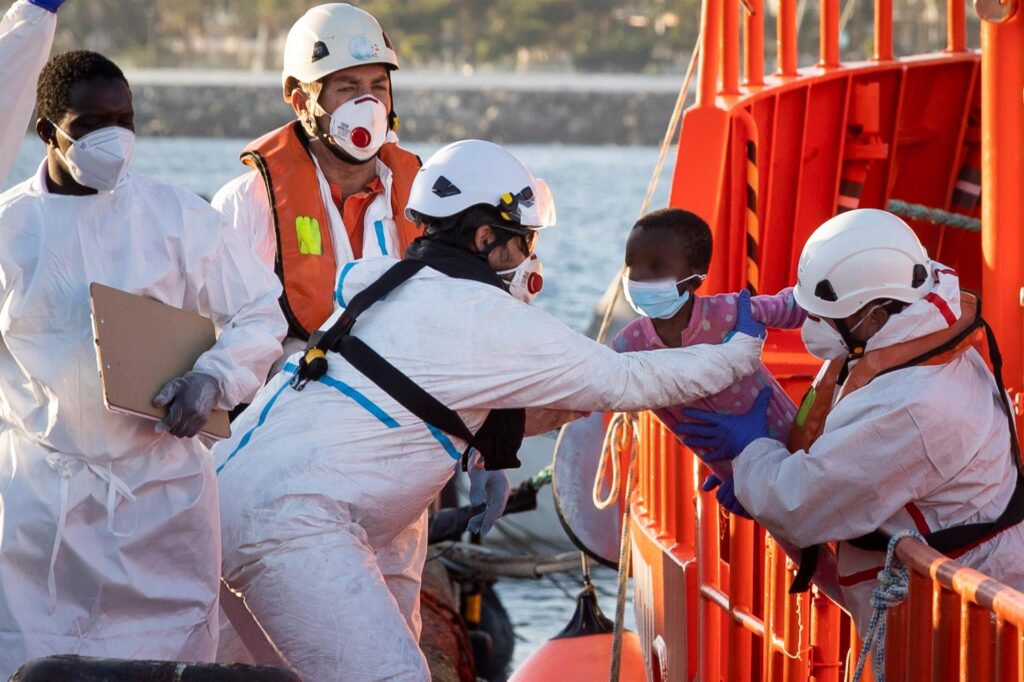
[788,291,983,453]
[241,121,421,339]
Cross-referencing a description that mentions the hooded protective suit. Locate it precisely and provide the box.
[0,0,55,187]
[215,252,763,682]
[732,265,1024,631]
[0,162,286,677]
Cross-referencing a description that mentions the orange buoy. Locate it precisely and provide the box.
[509,585,646,681]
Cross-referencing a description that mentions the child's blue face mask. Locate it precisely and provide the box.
[621,272,706,319]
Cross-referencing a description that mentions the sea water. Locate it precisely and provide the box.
[6,137,664,670]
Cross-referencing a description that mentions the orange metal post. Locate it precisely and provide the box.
[728,516,755,680]
[778,0,798,75]
[963,602,994,681]
[906,573,933,682]
[820,0,840,67]
[810,591,841,682]
[932,589,960,682]
[696,470,722,681]
[884,602,909,681]
[744,0,765,85]
[873,0,893,60]
[947,0,966,51]
[981,9,1024,417]
[723,0,741,94]
[700,0,723,105]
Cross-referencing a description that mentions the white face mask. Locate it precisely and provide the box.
[801,317,848,360]
[801,304,885,360]
[53,124,135,192]
[316,95,388,162]
[622,273,706,319]
[497,252,544,304]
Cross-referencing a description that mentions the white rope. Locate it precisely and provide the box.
[593,412,631,510]
[609,413,640,682]
[851,530,924,682]
[594,37,702,346]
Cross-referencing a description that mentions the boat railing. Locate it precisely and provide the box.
[631,411,1024,680]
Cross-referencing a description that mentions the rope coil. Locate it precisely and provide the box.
[851,530,924,682]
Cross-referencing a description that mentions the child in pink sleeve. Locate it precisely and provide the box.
[611,208,805,484]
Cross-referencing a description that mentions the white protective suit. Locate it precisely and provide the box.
[0,162,286,677]
[215,255,763,682]
[0,0,55,187]
[733,265,1024,632]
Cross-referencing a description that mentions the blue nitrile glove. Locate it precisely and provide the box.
[467,450,511,535]
[674,387,773,462]
[28,0,67,13]
[724,289,766,341]
[702,474,752,519]
[153,371,221,438]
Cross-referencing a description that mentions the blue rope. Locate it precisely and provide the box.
[886,199,981,232]
[851,530,925,682]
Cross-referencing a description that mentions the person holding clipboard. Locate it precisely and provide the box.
[0,50,285,677]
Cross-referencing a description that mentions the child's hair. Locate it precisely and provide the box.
[632,208,713,273]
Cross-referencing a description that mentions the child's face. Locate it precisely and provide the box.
[624,227,701,286]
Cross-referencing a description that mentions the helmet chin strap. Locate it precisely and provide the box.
[834,317,867,384]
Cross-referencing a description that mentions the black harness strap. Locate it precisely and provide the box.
[290,259,521,471]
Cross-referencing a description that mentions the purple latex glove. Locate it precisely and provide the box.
[28,0,67,12]
[674,387,773,462]
[702,474,752,519]
[724,289,767,341]
[467,450,511,535]
[153,371,220,438]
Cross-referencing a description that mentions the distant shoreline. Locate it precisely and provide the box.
[125,69,688,144]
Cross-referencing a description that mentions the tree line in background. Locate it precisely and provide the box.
[51,0,978,73]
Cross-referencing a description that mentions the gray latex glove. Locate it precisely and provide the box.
[467,450,511,535]
[153,371,220,438]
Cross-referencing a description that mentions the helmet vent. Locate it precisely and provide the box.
[815,280,839,302]
[311,41,330,62]
[432,176,462,198]
[911,263,928,288]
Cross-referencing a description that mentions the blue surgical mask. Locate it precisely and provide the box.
[621,272,706,319]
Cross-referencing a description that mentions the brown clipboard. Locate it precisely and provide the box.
[90,283,231,439]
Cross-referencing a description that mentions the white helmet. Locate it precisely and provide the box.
[793,208,930,319]
[282,3,399,102]
[405,140,556,229]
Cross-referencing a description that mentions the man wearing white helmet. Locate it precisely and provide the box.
[213,3,421,364]
[214,140,767,681]
[678,208,1024,635]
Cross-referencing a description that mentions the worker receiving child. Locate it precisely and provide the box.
[677,208,1024,634]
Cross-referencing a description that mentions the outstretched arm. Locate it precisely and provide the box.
[0,0,60,187]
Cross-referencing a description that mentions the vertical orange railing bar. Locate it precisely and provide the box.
[810,592,841,682]
[778,0,799,75]
[723,0,741,94]
[820,0,841,67]
[883,599,909,681]
[677,438,696,549]
[964,601,994,681]
[660,422,675,542]
[933,589,960,682]
[728,516,756,679]
[696,471,722,681]
[947,0,966,51]
[906,572,933,682]
[873,0,894,59]
[699,0,723,105]
[744,0,765,85]
[981,0,1024,416]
